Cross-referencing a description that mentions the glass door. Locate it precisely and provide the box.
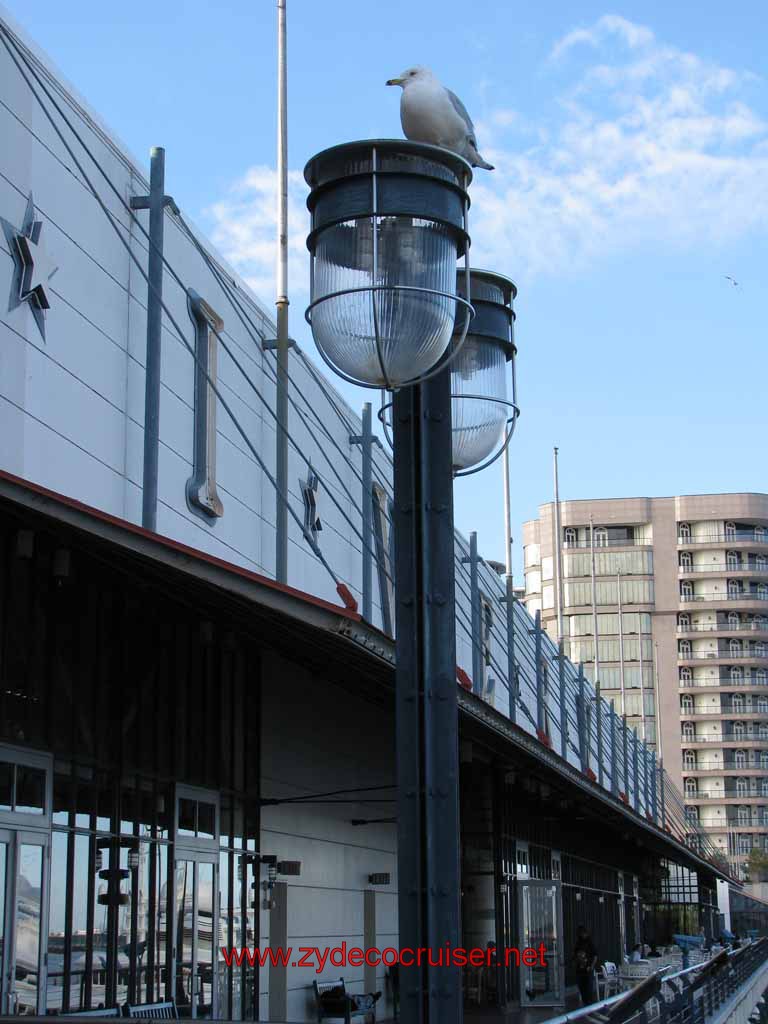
[174,857,217,1019]
[518,879,564,1008]
[0,829,49,1015]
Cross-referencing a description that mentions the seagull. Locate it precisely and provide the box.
[725,275,739,287]
[386,66,494,170]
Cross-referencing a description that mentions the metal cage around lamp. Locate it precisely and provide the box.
[304,139,474,390]
[451,270,518,476]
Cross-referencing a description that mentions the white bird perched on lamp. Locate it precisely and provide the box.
[386,66,494,170]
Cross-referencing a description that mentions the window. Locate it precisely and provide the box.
[727,551,740,569]
[684,750,697,768]
[685,778,697,796]
[679,640,692,657]
[679,613,691,629]
[759,584,768,599]
[686,806,699,822]
[681,581,694,599]
[756,642,767,656]
[757,555,767,569]
[762,779,768,797]
[680,667,693,683]
[679,523,691,541]
[736,749,747,767]
[726,521,737,540]
[756,526,766,540]
[683,722,695,740]
[372,483,395,636]
[734,721,746,738]
[731,667,744,683]
[681,694,694,712]
[733,694,745,712]
[729,612,740,628]
[757,670,768,685]
[680,551,693,569]
[564,527,577,546]
[737,777,749,797]
[755,616,768,630]
[175,785,219,847]
[760,724,768,739]
[185,290,224,519]
[739,835,752,854]
[730,639,743,656]
[595,527,608,548]
[729,580,742,597]
[738,805,750,824]
[761,752,768,769]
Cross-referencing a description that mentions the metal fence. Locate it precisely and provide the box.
[540,940,768,1024]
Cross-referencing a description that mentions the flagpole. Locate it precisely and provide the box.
[274,0,290,582]
[617,571,626,716]
[590,514,599,686]
[553,447,564,646]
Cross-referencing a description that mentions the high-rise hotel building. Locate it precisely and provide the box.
[523,494,768,878]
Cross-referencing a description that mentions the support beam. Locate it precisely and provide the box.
[596,683,604,787]
[558,643,567,759]
[350,402,379,623]
[393,368,461,1024]
[535,610,545,737]
[469,531,482,695]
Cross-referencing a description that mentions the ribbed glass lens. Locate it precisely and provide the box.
[451,337,507,471]
[311,216,458,387]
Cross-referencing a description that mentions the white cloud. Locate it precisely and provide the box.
[205,16,768,298]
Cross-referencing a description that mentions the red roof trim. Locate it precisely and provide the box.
[0,468,362,622]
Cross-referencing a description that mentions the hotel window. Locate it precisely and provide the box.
[734,721,746,738]
[760,724,768,739]
[737,777,749,797]
[762,778,768,797]
[680,551,693,569]
[726,521,737,540]
[683,722,695,740]
[757,555,767,569]
[733,694,745,712]
[679,523,691,540]
[760,584,768,599]
[731,667,744,683]
[679,613,691,629]
[681,581,694,599]
[730,639,742,656]
[738,805,750,825]
[762,752,768,768]
[185,289,224,520]
[685,778,697,796]
[686,806,699,822]
[757,642,767,656]
[736,749,747,767]
[564,526,577,546]
[757,670,768,685]
[684,750,696,768]
[729,580,742,597]
[679,640,692,657]
[757,527,766,540]
[595,527,608,548]
[727,551,740,569]
[680,667,692,683]
[729,612,740,628]
[681,694,694,713]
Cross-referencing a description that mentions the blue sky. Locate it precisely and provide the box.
[4,0,767,575]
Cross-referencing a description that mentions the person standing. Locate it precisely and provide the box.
[574,926,599,1005]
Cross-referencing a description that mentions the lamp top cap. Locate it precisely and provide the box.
[458,269,517,303]
[304,138,473,189]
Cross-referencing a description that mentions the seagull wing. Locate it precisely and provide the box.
[446,88,478,145]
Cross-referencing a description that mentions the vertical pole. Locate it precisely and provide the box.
[140,147,166,532]
[610,699,618,796]
[535,610,545,735]
[617,571,626,716]
[659,760,667,829]
[578,663,588,773]
[590,514,600,686]
[361,403,373,621]
[558,643,567,758]
[505,576,517,724]
[470,531,482,695]
[633,728,640,812]
[275,0,290,583]
[553,447,564,646]
[622,715,629,799]
[503,429,513,577]
[638,623,646,743]
[393,368,461,1024]
[596,683,604,786]
[650,751,658,822]
[654,641,664,762]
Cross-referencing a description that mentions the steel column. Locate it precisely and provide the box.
[504,577,517,724]
[535,610,544,735]
[609,700,618,796]
[350,402,377,622]
[558,643,567,758]
[393,368,461,1024]
[633,728,640,812]
[596,682,604,786]
[650,752,658,822]
[469,531,482,695]
[130,147,173,532]
[622,715,629,800]
[577,663,587,771]
[659,760,667,829]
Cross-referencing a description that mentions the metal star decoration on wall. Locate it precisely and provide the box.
[2,192,58,341]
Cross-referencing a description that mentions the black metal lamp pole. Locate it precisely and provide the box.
[304,140,475,1024]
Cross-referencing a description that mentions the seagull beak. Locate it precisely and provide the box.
[386,77,403,86]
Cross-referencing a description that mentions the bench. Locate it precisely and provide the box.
[124,1001,179,1019]
[313,978,378,1023]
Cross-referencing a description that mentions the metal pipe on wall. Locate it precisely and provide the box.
[275,0,290,583]
[553,447,564,646]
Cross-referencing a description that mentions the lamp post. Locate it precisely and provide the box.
[304,140,516,1024]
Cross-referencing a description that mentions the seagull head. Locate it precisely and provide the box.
[386,66,434,88]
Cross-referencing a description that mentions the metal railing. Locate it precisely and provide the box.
[678,532,768,544]
[681,734,768,743]
[681,594,768,603]
[680,564,768,574]
[678,623,768,633]
[564,538,653,549]
[539,940,768,1024]
[680,676,768,688]
[678,651,768,660]
[683,761,768,771]
[680,706,768,716]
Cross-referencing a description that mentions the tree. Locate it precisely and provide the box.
[746,847,768,882]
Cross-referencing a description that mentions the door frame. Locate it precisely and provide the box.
[517,877,565,1009]
[0,827,50,1016]
[173,848,219,1020]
